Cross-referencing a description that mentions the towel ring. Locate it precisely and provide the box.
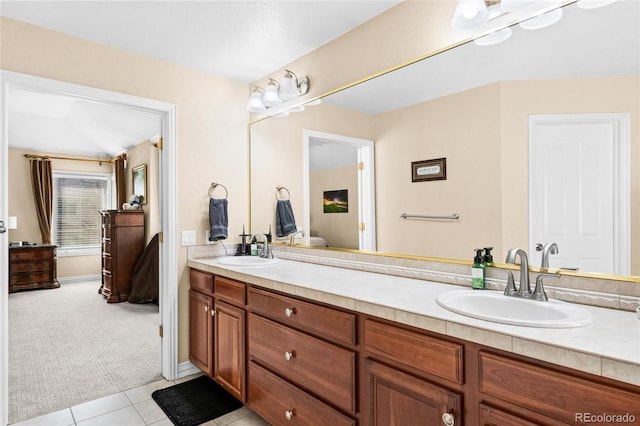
[275,185,290,201]
[209,183,228,200]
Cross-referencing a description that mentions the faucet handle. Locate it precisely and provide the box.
[488,267,517,295]
[533,273,560,301]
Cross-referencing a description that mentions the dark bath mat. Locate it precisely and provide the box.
[152,375,243,426]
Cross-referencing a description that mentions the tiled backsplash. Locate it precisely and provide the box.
[188,244,640,312]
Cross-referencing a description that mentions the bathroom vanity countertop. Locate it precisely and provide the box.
[188,256,640,387]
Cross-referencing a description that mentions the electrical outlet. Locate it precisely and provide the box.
[181,230,196,246]
[205,230,215,244]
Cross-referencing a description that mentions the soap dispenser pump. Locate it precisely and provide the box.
[472,249,485,289]
[483,247,495,267]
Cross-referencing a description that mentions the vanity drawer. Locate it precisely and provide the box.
[214,275,246,305]
[248,362,356,426]
[248,313,356,414]
[10,249,55,261]
[364,319,464,384]
[190,269,214,295]
[248,287,356,345]
[479,351,640,423]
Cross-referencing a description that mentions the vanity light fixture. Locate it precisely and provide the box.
[519,7,563,30]
[246,69,311,113]
[246,86,266,113]
[262,78,282,107]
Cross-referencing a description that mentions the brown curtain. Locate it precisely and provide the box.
[29,158,53,244]
[114,154,127,209]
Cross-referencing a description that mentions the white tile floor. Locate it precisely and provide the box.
[10,375,269,426]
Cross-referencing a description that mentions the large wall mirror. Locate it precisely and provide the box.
[250,0,640,281]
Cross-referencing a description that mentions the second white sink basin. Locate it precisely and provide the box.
[216,256,280,267]
[436,290,593,328]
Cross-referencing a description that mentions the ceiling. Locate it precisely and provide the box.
[1,0,400,157]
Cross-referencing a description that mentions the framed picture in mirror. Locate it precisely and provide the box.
[132,164,147,204]
[412,158,446,182]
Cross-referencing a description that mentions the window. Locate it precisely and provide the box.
[53,172,112,256]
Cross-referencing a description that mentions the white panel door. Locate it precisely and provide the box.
[529,114,629,274]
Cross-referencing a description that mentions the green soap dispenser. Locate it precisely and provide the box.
[472,249,485,289]
[483,247,495,267]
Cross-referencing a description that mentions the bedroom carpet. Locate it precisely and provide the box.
[152,375,244,426]
[8,280,161,424]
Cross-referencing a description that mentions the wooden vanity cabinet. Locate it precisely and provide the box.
[363,318,464,425]
[189,270,247,401]
[213,276,246,401]
[189,270,640,426]
[478,351,640,425]
[247,286,358,424]
[189,288,213,375]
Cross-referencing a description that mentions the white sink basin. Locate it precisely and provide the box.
[216,256,280,267]
[436,290,593,328]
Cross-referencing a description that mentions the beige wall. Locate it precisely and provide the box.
[375,82,503,260]
[2,16,249,363]
[7,148,111,278]
[310,166,359,249]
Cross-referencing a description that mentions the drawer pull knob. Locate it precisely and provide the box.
[284,351,296,361]
[442,412,455,426]
[284,307,296,317]
[204,305,209,313]
[211,309,216,317]
[285,410,295,420]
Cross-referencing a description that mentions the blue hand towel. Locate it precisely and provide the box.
[209,198,228,241]
[276,199,297,237]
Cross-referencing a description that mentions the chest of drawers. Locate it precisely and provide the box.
[9,245,59,293]
[99,210,144,303]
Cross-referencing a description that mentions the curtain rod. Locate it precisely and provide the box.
[24,153,118,165]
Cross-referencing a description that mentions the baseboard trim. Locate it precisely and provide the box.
[177,361,201,379]
[57,274,102,284]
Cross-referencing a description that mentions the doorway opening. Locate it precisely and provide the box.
[0,70,178,425]
[303,130,376,251]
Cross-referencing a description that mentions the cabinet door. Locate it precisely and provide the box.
[364,359,462,426]
[189,290,213,375]
[214,299,245,401]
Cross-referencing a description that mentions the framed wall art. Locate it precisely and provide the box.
[411,158,446,182]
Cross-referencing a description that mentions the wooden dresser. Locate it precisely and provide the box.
[99,209,145,303]
[9,245,60,293]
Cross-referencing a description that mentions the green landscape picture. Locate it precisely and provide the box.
[323,190,349,213]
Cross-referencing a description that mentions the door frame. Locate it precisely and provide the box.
[0,70,179,425]
[528,113,630,274]
[303,129,376,251]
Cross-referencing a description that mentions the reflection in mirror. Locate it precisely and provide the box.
[250,0,640,279]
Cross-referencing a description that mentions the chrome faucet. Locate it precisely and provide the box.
[536,242,558,269]
[502,248,558,301]
[513,249,531,297]
[289,230,305,246]
[251,233,272,258]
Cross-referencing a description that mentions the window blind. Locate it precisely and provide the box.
[53,173,110,249]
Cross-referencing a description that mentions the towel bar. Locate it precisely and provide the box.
[400,213,460,220]
[209,182,228,200]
